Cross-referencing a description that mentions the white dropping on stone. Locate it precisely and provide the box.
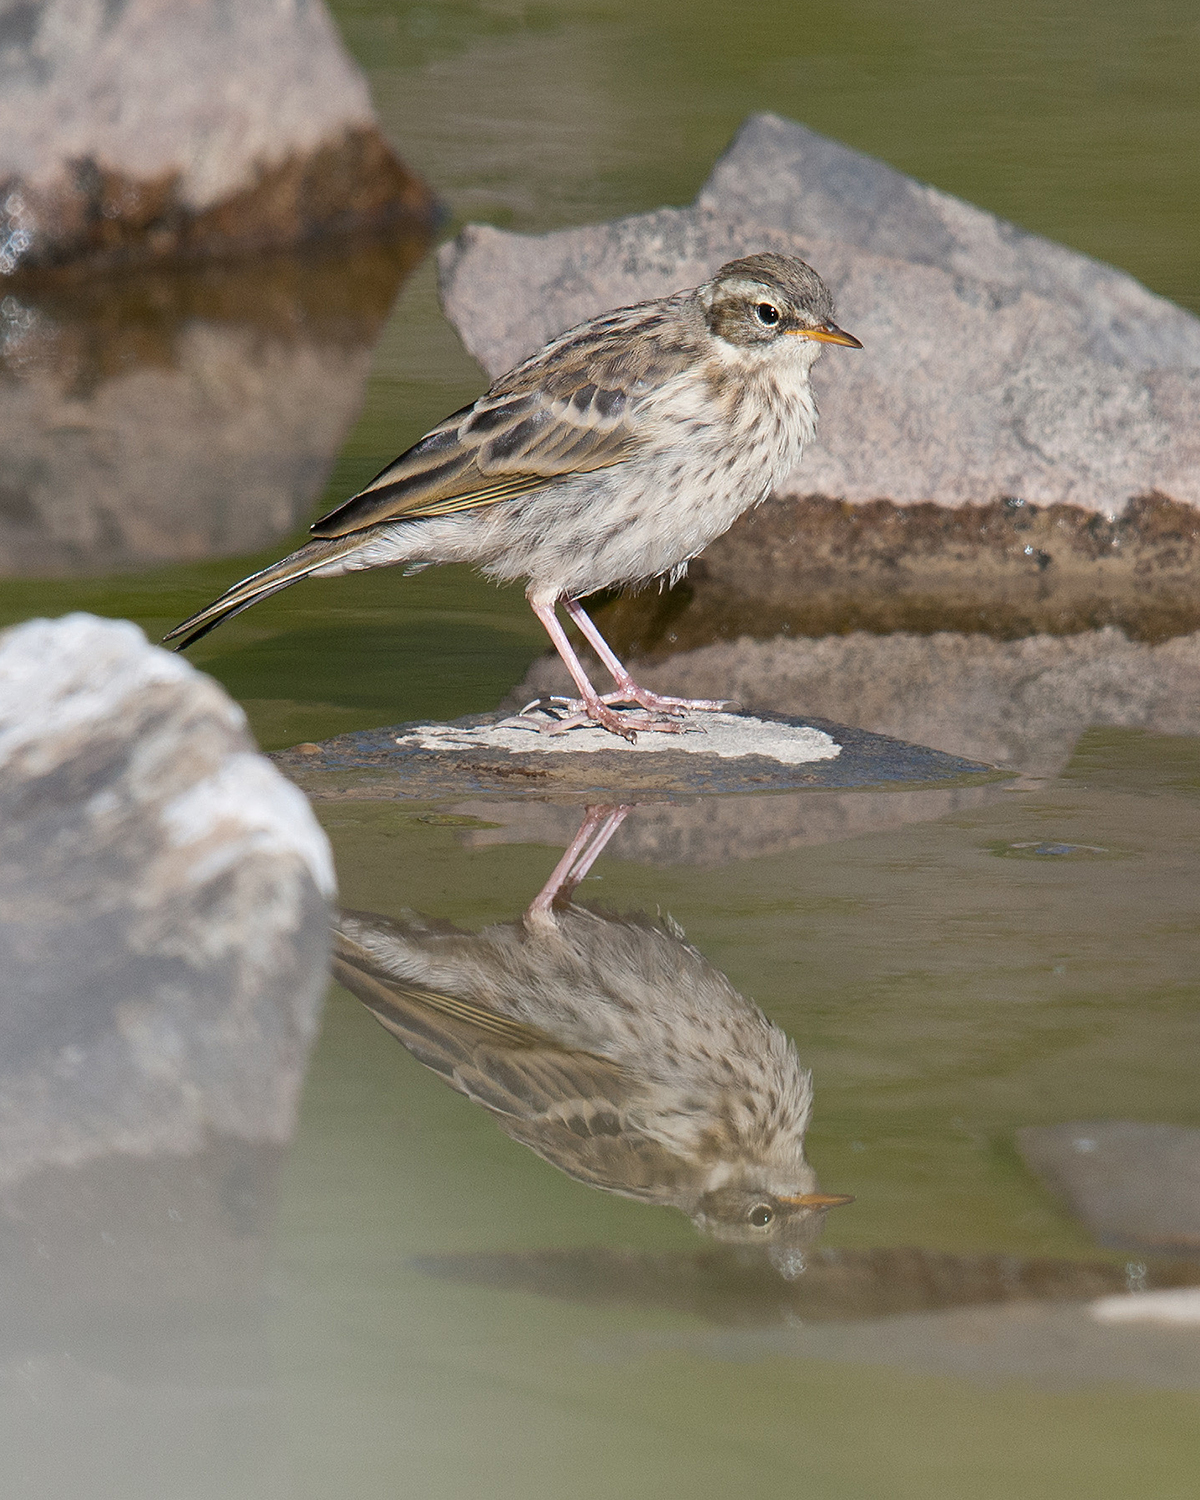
[397,712,841,765]
[1091,1289,1200,1326]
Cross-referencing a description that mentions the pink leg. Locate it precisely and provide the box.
[561,598,732,714]
[526,804,630,919]
[526,598,688,741]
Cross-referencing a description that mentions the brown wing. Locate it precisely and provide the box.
[332,931,693,1203]
[310,360,646,539]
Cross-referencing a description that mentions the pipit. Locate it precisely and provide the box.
[165,253,859,740]
[332,806,852,1248]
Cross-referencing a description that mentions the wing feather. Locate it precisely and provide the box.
[309,327,662,538]
[332,930,688,1199]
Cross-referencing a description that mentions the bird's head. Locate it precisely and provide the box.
[699,252,861,358]
[689,1177,854,1247]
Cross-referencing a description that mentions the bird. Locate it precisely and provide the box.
[331,805,852,1248]
[164,252,860,741]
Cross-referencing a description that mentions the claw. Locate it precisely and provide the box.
[602,688,735,714]
[509,698,694,741]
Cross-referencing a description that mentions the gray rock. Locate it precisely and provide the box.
[0,0,435,276]
[0,237,419,571]
[438,121,1200,517]
[1017,1122,1200,1253]
[504,625,1200,778]
[0,613,334,1187]
[593,492,1200,648]
[0,615,333,1495]
[698,114,1200,372]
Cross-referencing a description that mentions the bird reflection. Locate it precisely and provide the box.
[333,805,851,1252]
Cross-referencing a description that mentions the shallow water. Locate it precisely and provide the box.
[2,1,1200,1495]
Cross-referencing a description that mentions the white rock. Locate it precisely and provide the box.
[1092,1290,1200,1326]
[397,712,840,764]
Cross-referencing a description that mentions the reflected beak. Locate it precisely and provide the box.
[789,322,862,348]
[778,1191,856,1210]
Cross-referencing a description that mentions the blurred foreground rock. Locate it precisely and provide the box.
[0,614,333,1495]
[0,611,333,1187]
[440,113,1200,607]
[0,0,435,279]
[505,626,1200,778]
[0,234,423,571]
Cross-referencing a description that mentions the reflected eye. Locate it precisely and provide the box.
[748,1204,775,1228]
[755,303,780,327]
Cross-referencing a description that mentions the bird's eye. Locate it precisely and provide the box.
[748,1204,775,1228]
[755,303,780,327]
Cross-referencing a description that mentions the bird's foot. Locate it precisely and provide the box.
[514,696,690,742]
[599,686,735,714]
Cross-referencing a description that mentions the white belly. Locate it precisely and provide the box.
[339,364,819,601]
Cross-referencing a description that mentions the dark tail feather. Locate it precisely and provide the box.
[163,535,366,651]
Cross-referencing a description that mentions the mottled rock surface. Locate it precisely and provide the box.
[0,235,422,571]
[0,613,334,1186]
[594,492,1200,646]
[699,114,1200,373]
[0,0,435,278]
[439,115,1200,519]
[1018,1122,1200,1254]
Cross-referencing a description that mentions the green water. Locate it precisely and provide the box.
[279,732,1200,1499]
[5,0,1200,1494]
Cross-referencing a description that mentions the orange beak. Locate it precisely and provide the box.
[789,322,862,348]
[777,1191,856,1210]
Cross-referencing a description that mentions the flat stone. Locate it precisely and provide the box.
[0,0,435,278]
[1017,1122,1200,1253]
[397,712,839,764]
[273,709,1004,802]
[438,120,1200,519]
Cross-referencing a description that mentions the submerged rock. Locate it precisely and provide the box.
[0,0,435,278]
[439,114,1200,520]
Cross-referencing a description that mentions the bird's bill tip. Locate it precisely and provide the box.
[790,323,862,348]
[778,1191,855,1210]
